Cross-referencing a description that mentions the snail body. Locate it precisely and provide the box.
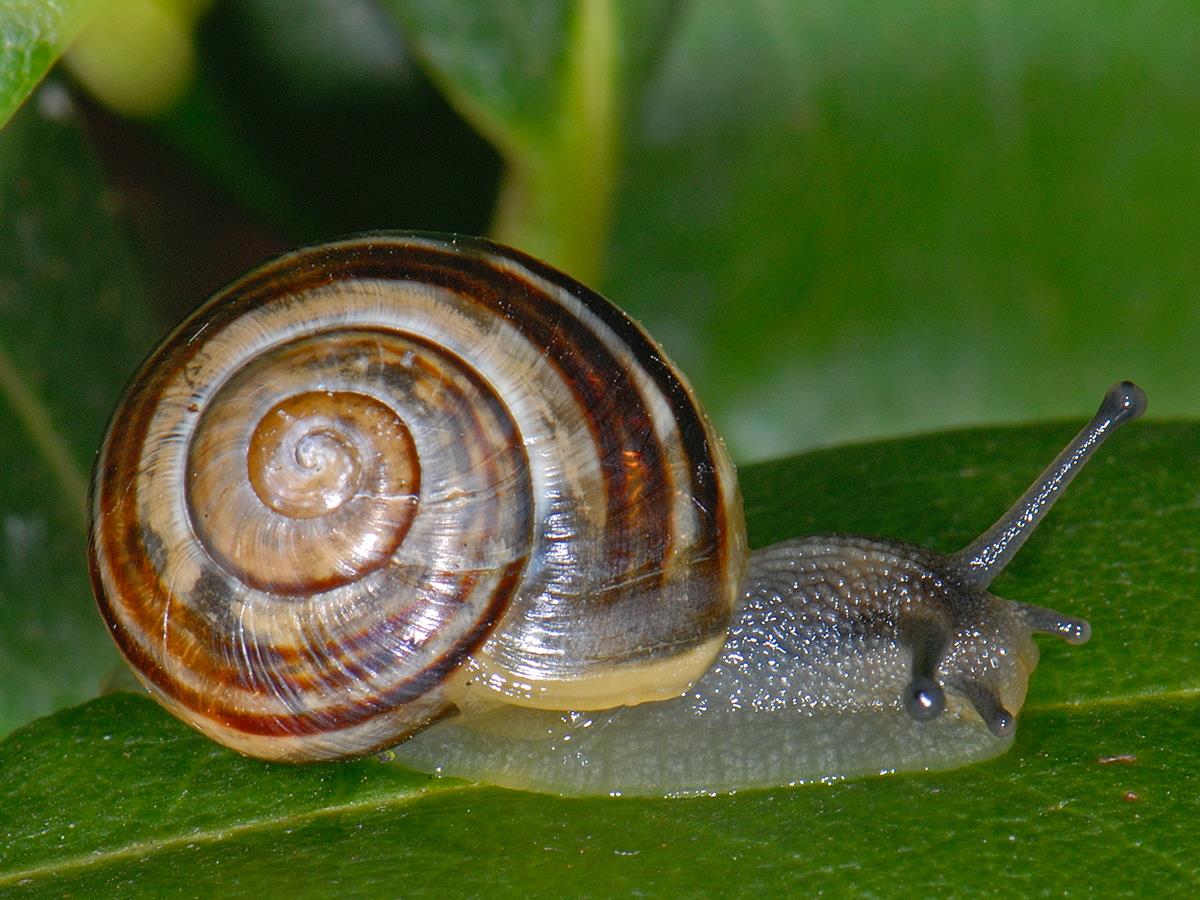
[89,233,1144,796]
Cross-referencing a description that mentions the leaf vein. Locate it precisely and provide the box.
[0,781,480,887]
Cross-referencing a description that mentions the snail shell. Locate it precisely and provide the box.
[89,233,744,762]
[89,232,1144,796]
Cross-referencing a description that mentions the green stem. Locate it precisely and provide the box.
[493,0,619,284]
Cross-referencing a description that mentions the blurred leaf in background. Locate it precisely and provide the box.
[62,0,210,117]
[0,87,154,736]
[0,0,1196,894]
[601,0,1200,457]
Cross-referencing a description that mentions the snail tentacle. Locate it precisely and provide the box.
[954,381,1146,589]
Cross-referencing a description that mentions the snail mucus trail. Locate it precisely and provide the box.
[88,233,1145,797]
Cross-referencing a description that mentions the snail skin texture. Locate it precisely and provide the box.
[89,233,1145,797]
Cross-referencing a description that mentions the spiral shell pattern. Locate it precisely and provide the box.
[89,233,745,761]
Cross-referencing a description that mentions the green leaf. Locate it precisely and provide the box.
[0,91,156,735]
[0,0,101,128]
[0,422,1193,896]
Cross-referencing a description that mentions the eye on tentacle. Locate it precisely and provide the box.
[900,615,950,720]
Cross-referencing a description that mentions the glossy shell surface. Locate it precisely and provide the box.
[89,233,745,761]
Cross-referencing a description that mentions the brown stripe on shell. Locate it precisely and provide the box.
[97,337,530,667]
[183,327,521,598]
[475,238,736,649]
[353,236,735,653]
[96,398,527,737]
[213,344,530,699]
[99,559,524,740]
[208,238,679,596]
[91,304,534,742]
[502,240,732,590]
[249,237,730,657]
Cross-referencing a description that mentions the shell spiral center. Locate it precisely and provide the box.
[246,391,417,520]
[186,350,422,594]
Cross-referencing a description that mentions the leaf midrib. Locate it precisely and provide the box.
[0,780,475,888]
[1033,686,1200,711]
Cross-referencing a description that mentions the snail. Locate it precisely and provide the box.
[88,232,1144,797]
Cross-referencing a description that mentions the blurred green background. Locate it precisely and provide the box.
[1,2,1197,893]
[8,0,1200,459]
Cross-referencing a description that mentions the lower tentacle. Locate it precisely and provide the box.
[956,678,1015,738]
[1017,602,1092,645]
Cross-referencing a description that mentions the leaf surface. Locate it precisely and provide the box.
[0,422,1193,897]
[0,0,100,127]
